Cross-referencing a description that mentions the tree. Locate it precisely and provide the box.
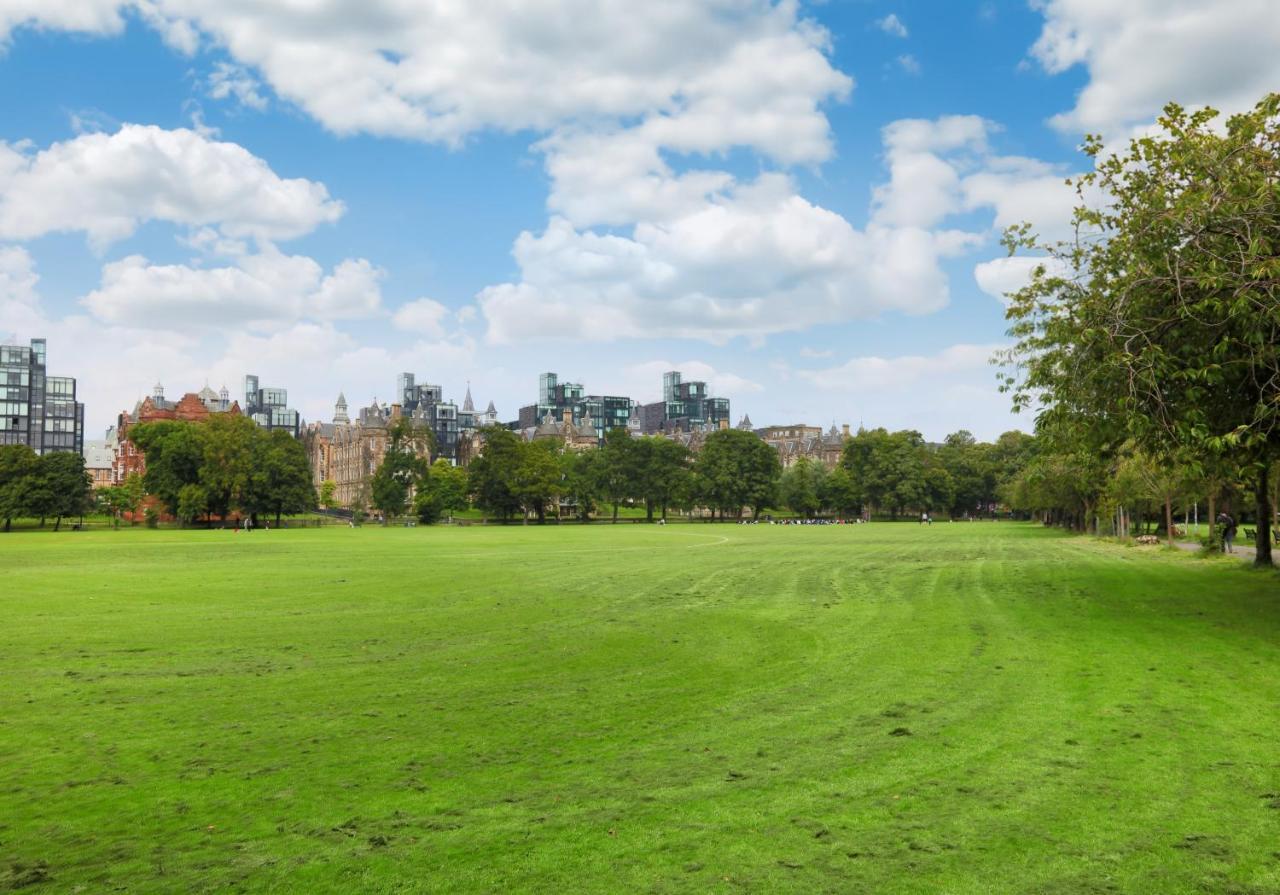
[694,428,781,520]
[645,438,692,521]
[468,426,524,522]
[370,448,426,521]
[415,459,469,524]
[1003,95,1280,566]
[0,444,38,532]
[42,452,92,530]
[780,457,824,518]
[176,483,207,526]
[512,440,563,523]
[598,428,639,522]
[248,429,315,526]
[429,459,470,514]
[559,449,601,522]
[820,466,862,518]
[318,479,337,508]
[130,421,205,517]
[200,414,258,521]
[98,477,143,529]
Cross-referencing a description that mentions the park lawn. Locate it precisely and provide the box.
[1,523,1277,894]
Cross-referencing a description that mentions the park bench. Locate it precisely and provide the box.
[1244,527,1256,542]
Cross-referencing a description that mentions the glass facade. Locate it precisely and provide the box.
[518,372,636,443]
[0,338,84,454]
[398,372,463,461]
[244,373,301,436]
[642,370,730,434]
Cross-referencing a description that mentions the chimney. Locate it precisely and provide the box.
[391,403,402,419]
[842,423,850,438]
[563,408,572,425]
[718,418,728,430]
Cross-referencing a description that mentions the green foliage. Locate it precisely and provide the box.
[0,444,39,531]
[370,446,427,520]
[1002,93,1280,563]
[130,420,204,517]
[780,457,825,518]
[318,479,337,508]
[512,439,563,523]
[176,483,207,526]
[247,429,315,525]
[694,428,781,518]
[467,426,524,521]
[414,459,470,524]
[559,449,601,521]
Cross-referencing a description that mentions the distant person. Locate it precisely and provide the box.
[1218,512,1237,553]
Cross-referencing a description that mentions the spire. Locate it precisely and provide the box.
[462,381,475,413]
[153,381,164,401]
[485,399,496,415]
[334,391,350,424]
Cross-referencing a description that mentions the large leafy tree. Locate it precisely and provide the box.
[248,429,315,526]
[468,426,524,522]
[129,420,205,517]
[0,444,39,531]
[512,439,563,524]
[414,458,470,524]
[780,457,825,518]
[370,448,427,521]
[37,452,92,530]
[694,428,780,520]
[597,428,640,522]
[559,449,601,522]
[1003,95,1280,566]
[200,414,259,520]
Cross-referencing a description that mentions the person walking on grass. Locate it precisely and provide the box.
[1217,512,1237,553]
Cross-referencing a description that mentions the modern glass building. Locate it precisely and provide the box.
[0,338,84,455]
[398,372,462,461]
[640,370,731,434]
[518,372,636,442]
[244,374,301,436]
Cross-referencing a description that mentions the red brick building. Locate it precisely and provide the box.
[113,383,241,482]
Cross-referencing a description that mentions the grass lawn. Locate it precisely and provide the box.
[1,523,1278,893]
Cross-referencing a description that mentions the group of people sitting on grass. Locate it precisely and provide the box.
[739,517,865,525]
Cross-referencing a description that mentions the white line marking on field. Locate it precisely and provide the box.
[687,535,731,548]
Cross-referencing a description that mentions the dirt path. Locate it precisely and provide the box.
[1175,540,1273,564]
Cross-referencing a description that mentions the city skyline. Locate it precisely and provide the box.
[3,3,1278,441]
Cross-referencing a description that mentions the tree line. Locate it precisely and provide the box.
[126,414,313,525]
[0,445,92,531]
[362,423,1038,525]
[999,93,1280,565]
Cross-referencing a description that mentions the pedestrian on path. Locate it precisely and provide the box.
[1217,512,1236,553]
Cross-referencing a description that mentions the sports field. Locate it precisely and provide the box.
[2,523,1278,893]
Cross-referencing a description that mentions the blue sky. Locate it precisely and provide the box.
[1,0,1275,440]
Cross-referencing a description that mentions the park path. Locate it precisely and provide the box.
[1174,540,1273,565]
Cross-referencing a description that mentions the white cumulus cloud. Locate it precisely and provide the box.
[0,124,343,247]
[1030,0,1280,141]
[82,248,383,328]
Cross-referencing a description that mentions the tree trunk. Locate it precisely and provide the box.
[646,500,654,523]
[276,510,282,527]
[1255,466,1273,567]
[612,502,618,524]
[1207,491,1216,548]
[54,515,62,532]
[1164,496,1173,548]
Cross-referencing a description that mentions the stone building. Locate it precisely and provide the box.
[82,432,117,489]
[530,408,599,452]
[757,423,850,468]
[307,395,432,509]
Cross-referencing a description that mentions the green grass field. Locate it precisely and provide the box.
[2,523,1278,893]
